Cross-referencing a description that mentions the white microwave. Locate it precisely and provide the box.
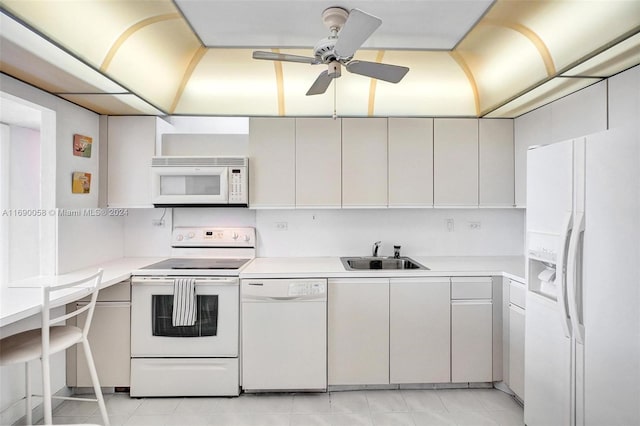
[150,156,248,207]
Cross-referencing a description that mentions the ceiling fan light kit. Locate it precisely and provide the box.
[253,6,410,97]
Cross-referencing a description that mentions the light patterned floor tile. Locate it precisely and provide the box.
[330,412,374,426]
[292,393,332,413]
[53,399,99,417]
[366,390,409,413]
[330,391,369,413]
[133,398,182,415]
[371,411,416,426]
[401,390,446,413]
[411,411,457,426]
[436,389,487,413]
[290,413,333,426]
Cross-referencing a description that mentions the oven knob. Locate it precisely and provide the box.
[232,232,239,240]
[176,234,184,241]
[187,232,195,239]
[243,235,250,242]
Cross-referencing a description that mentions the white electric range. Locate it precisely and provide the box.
[130,226,255,397]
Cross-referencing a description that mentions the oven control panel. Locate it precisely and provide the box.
[172,227,255,248]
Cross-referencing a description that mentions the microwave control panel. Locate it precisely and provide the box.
[229,167,247,204]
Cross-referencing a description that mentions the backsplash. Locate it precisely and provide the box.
[122,208,524,258]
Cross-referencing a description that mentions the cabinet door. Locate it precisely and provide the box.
[451,301,493,382]
[390,278,450,383]
[509,304,526,400]
[479,119,514,207]
[107,116,157,207]
[249,118,296,207]
[514,106,551,207]
[328,278,389,385]
[342,118,388,207]
[295,118,341,207]
[75,302,131,387]
[434,118,478,206]
[388,118,434,207]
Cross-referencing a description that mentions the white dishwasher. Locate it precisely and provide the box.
[241,278,327,391]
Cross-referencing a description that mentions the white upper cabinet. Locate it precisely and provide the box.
[249,118,296,208]
[107,116,169,208]
[295,118,342,208]
[479,119,514,207]
[434,118,479,206]
[342,118,388,208]
[388,118,434,207]
[607,66,639,129]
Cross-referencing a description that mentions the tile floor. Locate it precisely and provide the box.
[42,388,524,426]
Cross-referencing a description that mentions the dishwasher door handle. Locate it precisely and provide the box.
[242,294,326,302]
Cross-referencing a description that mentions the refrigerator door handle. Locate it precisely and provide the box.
[567,210,585,344]
[557,211,573,338]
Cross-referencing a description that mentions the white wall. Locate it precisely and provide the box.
[256,209,524,257]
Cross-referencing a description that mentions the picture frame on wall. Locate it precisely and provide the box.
[72,172,91,194]
[73,134,92,158]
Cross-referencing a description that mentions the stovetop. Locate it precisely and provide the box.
[141,258,251,270]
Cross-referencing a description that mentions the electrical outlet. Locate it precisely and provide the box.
[468,221,481,230]
[275,222,288,231]
[445,218,455,232]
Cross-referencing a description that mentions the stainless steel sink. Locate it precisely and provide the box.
[341,256,429,271]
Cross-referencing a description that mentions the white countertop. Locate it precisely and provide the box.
[0,257,163,328]
[1,255,525,329]
[240,256,525,281]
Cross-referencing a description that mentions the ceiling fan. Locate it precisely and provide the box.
[252,6,410,96]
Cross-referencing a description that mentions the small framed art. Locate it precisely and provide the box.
[73,134,92,158]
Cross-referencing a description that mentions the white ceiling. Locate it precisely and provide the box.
[175,0,494,50]
[0,0,639,118]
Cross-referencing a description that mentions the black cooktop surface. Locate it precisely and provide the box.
[142,258,251,270]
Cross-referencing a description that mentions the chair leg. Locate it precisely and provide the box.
[25,361,32,425]
[81,339,110,426]
[41,353,52,425]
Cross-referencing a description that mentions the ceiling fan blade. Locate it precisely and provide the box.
[334,9,382,59]
[252,51,318,64]
[306,70,334,96]
[346,60,409,83]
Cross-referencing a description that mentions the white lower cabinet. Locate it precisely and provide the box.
[451,277,493,383]
[328,278,389,385]
[67,280,131,387]
[390,278,450,383]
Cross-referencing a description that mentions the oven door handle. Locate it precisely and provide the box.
[132,277,239,286]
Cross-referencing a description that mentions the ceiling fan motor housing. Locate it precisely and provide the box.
[314,37,338,63]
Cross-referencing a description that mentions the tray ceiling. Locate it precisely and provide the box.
[1,0,639,118]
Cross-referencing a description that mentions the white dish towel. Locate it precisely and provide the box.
[172,278,197,327]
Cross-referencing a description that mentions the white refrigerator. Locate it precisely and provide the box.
[524,125,639,426]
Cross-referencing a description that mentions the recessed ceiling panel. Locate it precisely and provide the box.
[374,51,476,116]
[104,19,201,112]
[2,0,179,66]
[561,33,640,78]
[175,0,494,50]
[175,49,279,115]
[0,37,122,95]
[485,77,602,118]
[458,24,549,114]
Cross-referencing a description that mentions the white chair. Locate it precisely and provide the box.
[0,269,109,425]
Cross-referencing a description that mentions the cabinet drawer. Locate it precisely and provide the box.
[451,277,492,299]
[509,280,526,309]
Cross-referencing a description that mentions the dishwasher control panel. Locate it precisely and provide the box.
[288,281,326,296]
[241,279,327,300]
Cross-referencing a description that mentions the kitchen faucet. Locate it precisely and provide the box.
[372,241,381,257]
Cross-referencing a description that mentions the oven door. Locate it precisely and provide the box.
[131,277,238,357]
[151,166,229,205]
